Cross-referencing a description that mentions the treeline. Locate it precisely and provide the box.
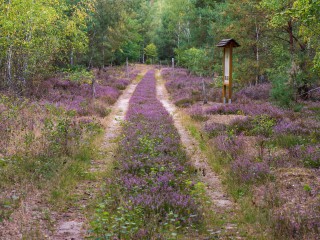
[149,0,320,106]
[1,0,320,106]
[0,0,93,91]
[0,0,150,92]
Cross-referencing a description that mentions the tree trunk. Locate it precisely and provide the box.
[255,17,260,85]
[6,46,13,89]
[178,20,181,48]
[70,49,74,66]
[288,20,294,56]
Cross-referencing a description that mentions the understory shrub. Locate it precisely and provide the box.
[231,155,270,183]
[188,105,209,121]
[203,123,226,137]
[235,83,271,101]
[271,74,294,107]
[289,145,320,168]
[250,115,276,137]
[274,118,319,136]
[228,116,253,134]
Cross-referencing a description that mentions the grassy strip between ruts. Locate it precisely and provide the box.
[90,70,210,239]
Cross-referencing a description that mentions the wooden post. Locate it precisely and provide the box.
[222,48,226,103]
[217,39,240,104]
[229,46,233,103]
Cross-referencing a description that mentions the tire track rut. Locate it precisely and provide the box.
[156,70,240,238]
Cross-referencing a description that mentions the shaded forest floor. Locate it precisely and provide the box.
[0,65,319,239]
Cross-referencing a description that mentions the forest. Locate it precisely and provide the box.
[1,0,320,104]
[0,0,319,239]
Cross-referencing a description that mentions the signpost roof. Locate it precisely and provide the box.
[216,39,240,48]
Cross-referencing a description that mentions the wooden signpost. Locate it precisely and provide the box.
[217,39,240,104]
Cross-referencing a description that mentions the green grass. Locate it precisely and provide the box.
[47,131,104,210]
[268,134,309,148]
[0,123,104,225]
[0,197,20,223]
[187,124,207,151]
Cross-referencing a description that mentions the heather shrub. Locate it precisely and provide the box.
[115,79,130,90]
[31,66,137,116]
[231,155,270,183]
[250,115,276,137]
[239,102,285,119]
[93,102,111,117]
[203,122,226,137]
[214,134,246,159]
[188,105,209,121]
[95,85,120,104]
[209,113,275,137]
[228,116,253,134]
[235,83,271,101]
[273,211,320,240]
[205,104,240,115]
[274,118,319,136]
[289,145,320,168]
[163,68,217,107]
[175,98,194,108]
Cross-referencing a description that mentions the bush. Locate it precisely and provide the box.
[271,79,294,107]
[188,106,209,121]
[289,145,320,168]
[231,155,270,183]
[235,83,271,101]
[250,115,276,137]
[203,123,226,138]
[174,98,194,108]
[228,116,253,134]
[177,47,211,75]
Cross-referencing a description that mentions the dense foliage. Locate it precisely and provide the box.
[1,0,319,105]
[150,0,320,105]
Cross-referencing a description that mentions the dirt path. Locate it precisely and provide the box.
[52,69,147,240]
[156,70,239,236]
[0,69,147,240]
